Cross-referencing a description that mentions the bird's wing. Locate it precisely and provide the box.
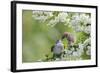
[51,45,55,52]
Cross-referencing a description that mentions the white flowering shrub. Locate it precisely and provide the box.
[22,10,91,62]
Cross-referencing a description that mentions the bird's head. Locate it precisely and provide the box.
[62,32,69,39]
[62,32,75,46]
[56,40,62,44]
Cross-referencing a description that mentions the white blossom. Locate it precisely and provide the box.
[78,43,84,56]
[43,12,53,17]
[64,18,70,26]
[32,11,53,23]
[80,14,91,25]
[72,51,79,57]
[79,43,84,50]
[64,49,68,54]
[47,12,68,27]
[70,13,91,33]
[86,46,91,55]
[87,46,91,49]
[78,49,83,56]
[32,11,43,15]
[70,15,81,32]
[84,25,91,34]
[71,47,75,51]
[66,50,73,55]
[71,14,80,25]
[57,12,68,23]
[86,50,90,55]
[47,18,58,27]
[55,58,60,61]
[71,19,80,26]
[83,38,91,47]
[72,25,81,32]
[33,16,48,22]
